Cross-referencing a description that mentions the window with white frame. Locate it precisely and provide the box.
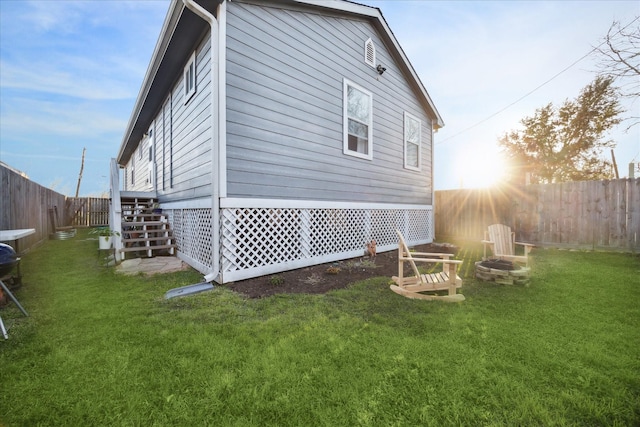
[364,38,375,67]
[148,130,153,162]
[404,112,421,170]
[343,79,373,160]
[183,51,196,104]
[131,157,135,184]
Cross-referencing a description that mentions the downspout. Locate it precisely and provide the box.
[431,125,436,242]
[109,158,123,261]
[182,0,220,283]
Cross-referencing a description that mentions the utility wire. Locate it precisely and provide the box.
[436,16,640,146]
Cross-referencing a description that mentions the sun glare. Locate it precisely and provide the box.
[455,147,507,189]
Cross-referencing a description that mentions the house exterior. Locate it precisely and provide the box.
[114,0,444,283]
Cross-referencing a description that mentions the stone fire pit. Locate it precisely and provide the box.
[475,259,531,286]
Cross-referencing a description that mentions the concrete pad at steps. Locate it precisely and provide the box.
[116,257,190,276]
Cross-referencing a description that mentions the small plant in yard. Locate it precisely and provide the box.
[357,259,377,270]
[325,266,341,275]
[345,259,378,272]
[302,273,323,286]
[267,275,284,286]
[89,227,120,237]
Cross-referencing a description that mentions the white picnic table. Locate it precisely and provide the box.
[0,228,34,339]
[0,228,36,242]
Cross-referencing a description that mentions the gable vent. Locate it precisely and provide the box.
[364,38,375,67]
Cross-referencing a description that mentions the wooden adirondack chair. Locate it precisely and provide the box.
[390,230,464,302]
[482,224,534,266]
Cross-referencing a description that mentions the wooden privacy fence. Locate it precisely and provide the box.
[1,164,67,251]
[1,163,109,253]
[435,179,640,251]
[68,197,109,227]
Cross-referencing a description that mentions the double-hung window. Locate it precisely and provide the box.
[183,52,196,104]
[343,79,373,160]
[131,156,135,185]
[404,112,421,171]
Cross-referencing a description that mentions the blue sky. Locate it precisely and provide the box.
[1,0,638,195]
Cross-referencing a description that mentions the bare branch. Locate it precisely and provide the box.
[592,18,640,128]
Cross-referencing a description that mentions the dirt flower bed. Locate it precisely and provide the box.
[228,243,456,298]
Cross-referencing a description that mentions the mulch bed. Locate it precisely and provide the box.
[227,243,457,298]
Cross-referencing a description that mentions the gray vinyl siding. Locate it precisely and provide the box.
[155,32,214,202]
[157,100,167,192]
[225,1,433,205]
[123,137,149,191]
[157,97,175,193]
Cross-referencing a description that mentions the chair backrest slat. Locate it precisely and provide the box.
[487,224,514,256]
[396,230,422,281]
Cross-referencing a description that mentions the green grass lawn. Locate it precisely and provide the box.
[1,230,639,426]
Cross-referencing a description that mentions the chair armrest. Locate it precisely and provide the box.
[402,256,462,265]
[514,242,535,248]
[409,251,453,259]
[482,240,495,260]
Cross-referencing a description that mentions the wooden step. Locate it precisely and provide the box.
[120,197,157,202]
[123,236,174,244]
[122,213,164,219]
[118,194,175,259]
[122,228,172,234]
[121,210,156,216]
[119,244,176,253]
[122,221,168,228]
[121,204,157,211]
[121,205,156,211]
[122,231,175,242]
[122,218,169,227]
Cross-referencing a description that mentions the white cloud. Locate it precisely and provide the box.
[0,1,166,100]
[19,0,166,35]
[1,97,127,139]
[1,60,135,100]
[22,0,86,33]
[0,0,167,196]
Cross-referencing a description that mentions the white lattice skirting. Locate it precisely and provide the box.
[167,205,433,283]
[166,208,214,274]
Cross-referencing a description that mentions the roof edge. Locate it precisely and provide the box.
[117,0,184,165]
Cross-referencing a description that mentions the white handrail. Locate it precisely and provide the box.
[109,158,123,261]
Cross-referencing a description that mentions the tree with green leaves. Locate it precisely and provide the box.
[499,75,623,185]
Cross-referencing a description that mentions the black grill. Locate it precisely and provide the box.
[0,243,18,277]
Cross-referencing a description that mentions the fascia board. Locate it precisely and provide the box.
[291,0,380,17]
[117,0,184,165]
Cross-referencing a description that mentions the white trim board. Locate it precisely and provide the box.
[162,198,212,210]
[220,198,433,210]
